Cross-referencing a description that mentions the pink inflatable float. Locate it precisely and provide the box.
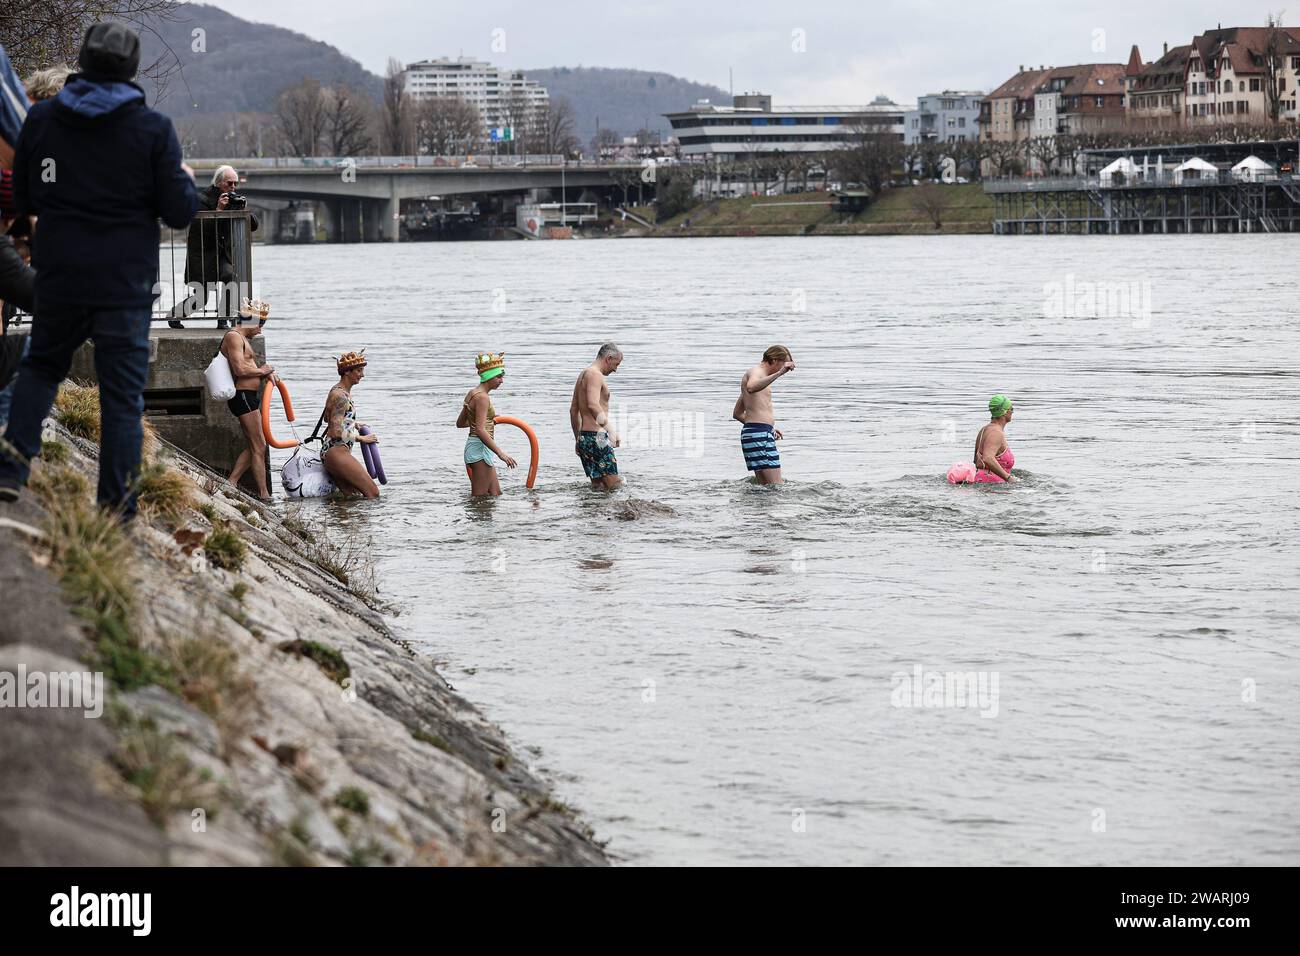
[947,450,1015,484]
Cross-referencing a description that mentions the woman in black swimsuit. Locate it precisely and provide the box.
[221,299,275,501]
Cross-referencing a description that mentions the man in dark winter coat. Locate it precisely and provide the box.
[0,22,198,517]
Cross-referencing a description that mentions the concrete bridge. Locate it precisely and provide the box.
[187,158,646,241]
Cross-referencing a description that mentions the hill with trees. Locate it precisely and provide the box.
[522,66,728,144]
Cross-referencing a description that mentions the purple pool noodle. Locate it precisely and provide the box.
[359,425,387,484]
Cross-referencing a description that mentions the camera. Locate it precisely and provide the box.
[225,192,248,210]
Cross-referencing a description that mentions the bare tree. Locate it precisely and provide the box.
[543,97,579,156]
[1026,136,1057,174]
[590,127,620,159]
[1262,14,1288,124]
[500,90,539,155]
[836,124,903,192]
[911,184,948,229]
[380,56,413,155]
[1,0,177,79]
[413,95,482,156]
[174,111,270,158]
[274,77,326,156]
[323,85,374,157]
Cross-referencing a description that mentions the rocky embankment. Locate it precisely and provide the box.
[0,386,607,866]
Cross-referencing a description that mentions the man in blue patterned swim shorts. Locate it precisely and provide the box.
[570,343,623,489]
[732,344,795,484]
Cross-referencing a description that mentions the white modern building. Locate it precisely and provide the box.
[664,93,912,160]
[403,57,549,132]
[903,91,983,144]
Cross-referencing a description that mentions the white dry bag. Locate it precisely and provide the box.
[281,444,335,498]
[204,350,237,402]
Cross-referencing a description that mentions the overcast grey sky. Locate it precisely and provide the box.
[207,1,1286,103]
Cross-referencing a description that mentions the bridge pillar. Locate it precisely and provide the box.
[341,198,362,243]
[325,198,341,243]
[361,200,380,242]
[381,194,400,242]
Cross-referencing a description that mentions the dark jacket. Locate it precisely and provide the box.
[12,74,197,310]
[184,184,258,286]
[0,235,33,318]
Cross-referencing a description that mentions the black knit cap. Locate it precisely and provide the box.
[78,22,141,82]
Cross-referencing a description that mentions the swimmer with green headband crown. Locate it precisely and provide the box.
[457,351,517,496]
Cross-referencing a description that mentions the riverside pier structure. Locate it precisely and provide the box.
[986,140,1300,234]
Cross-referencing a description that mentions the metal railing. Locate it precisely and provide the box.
[155,210,255,324]
[184,154,582,170]
[985,171,1300,192]
[2,210,256,329]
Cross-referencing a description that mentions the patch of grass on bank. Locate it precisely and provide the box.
[334,786,370,816]
[280,513,314,542]
[290,516,376,601]
[410,726,453,754]
[277,639,350,684]
[856,182,993,229]
[166,631,257,756]
[40,440,69,465]
[658,191,837,231]
[136,462,194,525]
[203,521,246,571]
[110,711,214,826]
[42,489,170,690]
[54,383,160,456]
[55,383,102,441]
[29,461,90,508]
[270,829,317,867]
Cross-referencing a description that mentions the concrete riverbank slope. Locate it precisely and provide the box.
[0,386,607,866]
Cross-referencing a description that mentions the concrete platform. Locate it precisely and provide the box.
[68,328,270,492]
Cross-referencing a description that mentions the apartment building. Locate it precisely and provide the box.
[904,91,984,145]
[1030,63,1126,137]
[403,57,549,132]
[981,63,1124,144]
[979,67,1048,142]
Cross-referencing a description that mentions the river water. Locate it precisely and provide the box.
[238,235,1298,865]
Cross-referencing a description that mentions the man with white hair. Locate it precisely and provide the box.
[570,342,624,489]
[170,163,259,328]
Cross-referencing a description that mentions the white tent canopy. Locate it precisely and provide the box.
[1097,157,1137,187]
[1232,155,1275,181]
[1173,156,1219,184]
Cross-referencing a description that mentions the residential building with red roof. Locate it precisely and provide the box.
[1183,25,1300,125]
[1125,42,1193,129]
[1030,63,1127,138]
[978,66,1048,142]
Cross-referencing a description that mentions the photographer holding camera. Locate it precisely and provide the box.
[170,164,258,329]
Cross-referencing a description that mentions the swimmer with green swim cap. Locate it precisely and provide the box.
[974,394,1018,482]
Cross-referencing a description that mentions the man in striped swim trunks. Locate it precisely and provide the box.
[732,345,795,484]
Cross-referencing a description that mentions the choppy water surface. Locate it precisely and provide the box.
[249,235,1299,865]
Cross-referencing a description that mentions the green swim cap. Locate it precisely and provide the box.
[479,367,504,383]
[989,394,1013,417]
